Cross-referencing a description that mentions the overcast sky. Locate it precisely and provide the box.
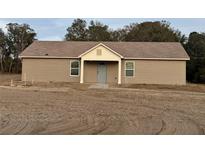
[0,18,205,41]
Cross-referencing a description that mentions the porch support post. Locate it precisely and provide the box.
[80,59,84,83]
[118,60,121,84]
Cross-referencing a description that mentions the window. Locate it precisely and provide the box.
[70,60,80,76]
[125,61,134,77]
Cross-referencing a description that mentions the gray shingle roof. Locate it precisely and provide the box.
[20,41,190,60]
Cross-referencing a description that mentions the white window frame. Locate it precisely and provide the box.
[70,60,80,77]
[125,61,135,77]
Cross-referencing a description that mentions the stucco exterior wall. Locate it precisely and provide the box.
[22,58,80,82]
[22,58,186,85]
[121,60,186,85]
[84,61,118,83]
[84,61,97,83]
[107,62,118,83]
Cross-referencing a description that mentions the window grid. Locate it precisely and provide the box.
[70,60,80,77]
[125,61,135,77]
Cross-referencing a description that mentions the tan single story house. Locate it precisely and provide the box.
[20,41,190,85]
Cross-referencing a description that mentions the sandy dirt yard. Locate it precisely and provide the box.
[0,74,205,135]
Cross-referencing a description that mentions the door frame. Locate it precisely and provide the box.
[97,62,107,83]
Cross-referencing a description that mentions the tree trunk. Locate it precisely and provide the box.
[0,55,4,73]
[9,59,13,73]
[16,58,20,73]
[0,50,4,72]
[16,60,18,73]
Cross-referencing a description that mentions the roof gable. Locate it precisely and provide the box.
[79,43,123,58]
[80,43,121,61]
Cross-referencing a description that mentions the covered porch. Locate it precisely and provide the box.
[80,60,121,84]
[79,43,123,84]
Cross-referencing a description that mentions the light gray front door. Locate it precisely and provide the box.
[97,63,107,83]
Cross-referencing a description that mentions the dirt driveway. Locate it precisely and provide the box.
[0,74,205,134]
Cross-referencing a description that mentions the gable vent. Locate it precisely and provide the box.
[96,49,102,55]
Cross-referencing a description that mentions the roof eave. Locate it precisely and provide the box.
[123,57,190,61]
[19,56,79,59]
[20,56,190,61]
